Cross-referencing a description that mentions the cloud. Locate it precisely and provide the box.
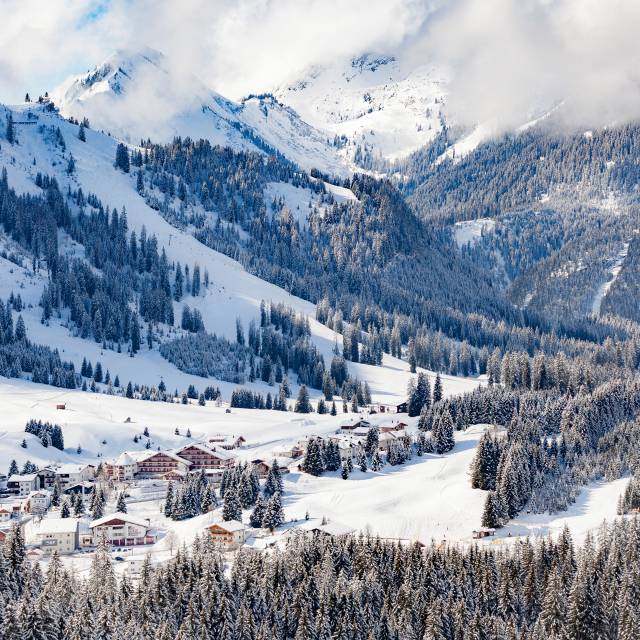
[3,0,640,134]
[412,0,640,131]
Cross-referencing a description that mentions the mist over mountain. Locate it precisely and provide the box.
[1,4,640,639]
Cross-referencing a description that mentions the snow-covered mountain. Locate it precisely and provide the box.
[273,53,448,168]
[52,48,350,176]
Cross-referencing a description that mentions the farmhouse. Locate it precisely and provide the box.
[174,443,236,470]
[90,513,156,546]
[207,520,248,549]
[35,518,79,554]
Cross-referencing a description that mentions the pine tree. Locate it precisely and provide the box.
[60,501,70,518]
[116,492,127,513]
[115,143,130,173]
[303,439,324,476]
[262,492,284,531]
[78,123,86,142]
[433,373,443,403]
[250,494,266,528]
[5,113,14,144]
[222,486,242,521]
[294,385,311,413]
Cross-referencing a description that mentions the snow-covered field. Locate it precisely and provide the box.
[591,241,629,315]
[453,218,496,248]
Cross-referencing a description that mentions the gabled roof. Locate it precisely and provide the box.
[37,517,79,535]
[8,474,37,482]
[113,452,136,466]
[90,513,149,529]
[139,450,190,465]
[175,442,237,460]
[209,519,245,532]
[54,463,94,475]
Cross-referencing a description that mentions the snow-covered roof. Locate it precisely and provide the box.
[174,442,237,460]
[309,521,355,536]
[113,452,136,466]
[8,474,37,482]
[54,463,93,474]
[140,450,190,465]
[210,519,245,532]
[90,513,150,529]
[36,518,79,535]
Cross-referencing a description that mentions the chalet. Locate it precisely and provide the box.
[338,419,371,433]
[378,431,406,452]
[163,469,188,482]
[7,474,38,496]
[472,528,496,539]
[207,434,246,450]
[63,481,94,496]
[0,530,7,542]
[352,425,372,437]
[251,458,292,478]
[135,451,190,478]
[35,518,79,554]
[396,401,408,414]
[174,443,236,470]
[106,452,138,481]
[36,468,56,490]
[379,421,408,433]
[54,464,95,489]
[90,513,156,546]
[0,507,11,522]
[271,444,304,459]
[56,403,66,410]
[27,491,51,514]
[307,521,355,537]
[207,520,248,549]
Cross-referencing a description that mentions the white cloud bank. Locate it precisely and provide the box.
[2,0,640,132]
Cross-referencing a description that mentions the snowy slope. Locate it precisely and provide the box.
[0,102,483,406]
[274,53,448,167]
[52,49,349,176]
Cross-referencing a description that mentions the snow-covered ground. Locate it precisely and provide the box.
[591,241,629,315]
[284,423,488,543]
[274,54,448,166]
[52,48,350,176]
[0,102,483,406]
[453,218,496,248]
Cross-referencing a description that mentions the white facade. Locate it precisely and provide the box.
[8,474,38,496]
[36,518,79,554]
[28,491,51,514]
[207,520,248,549]
[0,508,11,522]
[54,464,94,489]
[108,452,138,481]
[90,514,155,546]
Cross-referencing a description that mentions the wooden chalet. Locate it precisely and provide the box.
[173,443,237,470]
[135,451,190,478]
